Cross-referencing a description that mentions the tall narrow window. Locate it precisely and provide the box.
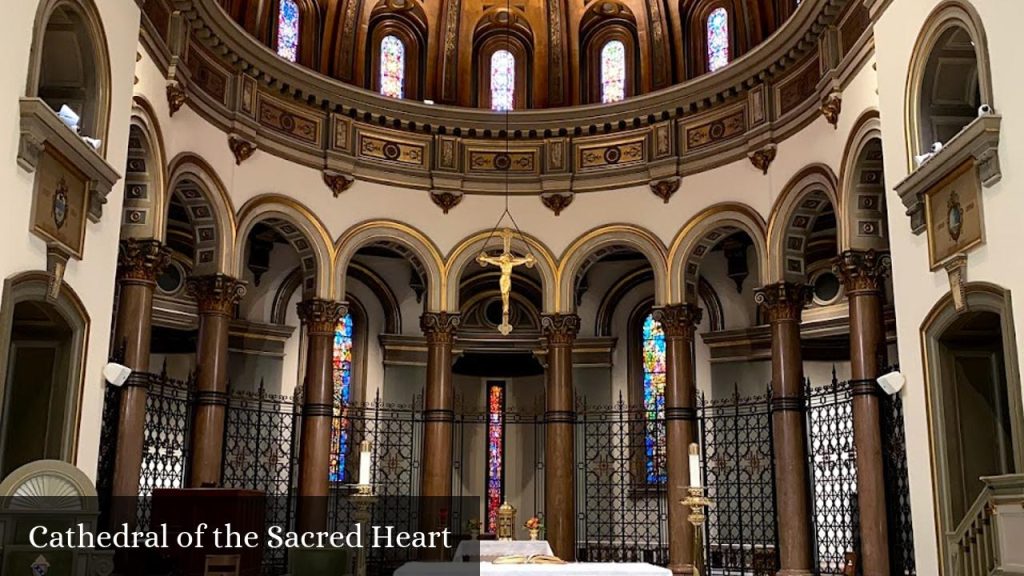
[600,40,626,104]
[486,382,506,532]
[490,50,516,112]
[706,7,729,72]
[277,0,300,62]
[379,35,406,99]
[329,313,354,482]
[642,313,667,484]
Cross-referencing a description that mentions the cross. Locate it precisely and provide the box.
[477,228,535,335]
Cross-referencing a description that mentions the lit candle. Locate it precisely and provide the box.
[688,443,701,488]
[359,440,372,486]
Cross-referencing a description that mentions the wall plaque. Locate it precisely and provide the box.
[925,159,984,270]
[31,146,88,259]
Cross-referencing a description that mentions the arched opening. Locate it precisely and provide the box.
[917,24,981,150]
[489,49,517,112]
[378,35,406,99]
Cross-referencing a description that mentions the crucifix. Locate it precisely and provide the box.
[476,228,535,335]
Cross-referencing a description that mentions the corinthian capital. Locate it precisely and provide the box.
[117,239,170,284]
[297,299,347,335]
[754,282,811,323]
[653,304,703,340]
[541,314,580,345]
[187,274,247,316]
[420,312,461,344]
[832,249,892,294]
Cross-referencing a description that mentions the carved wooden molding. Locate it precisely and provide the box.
[228,135,256,165]
[748,144,777,174]
[944,253,968,313]
[429,190,463,214]
[323,170,354,197]
[649,177,680,203]
[541,192,574,216]
[820,91,842,128]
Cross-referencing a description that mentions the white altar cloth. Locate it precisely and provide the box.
[453,540,555,562]
[395,562,672,576]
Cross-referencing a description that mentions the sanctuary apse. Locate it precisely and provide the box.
[1,0,1024,575]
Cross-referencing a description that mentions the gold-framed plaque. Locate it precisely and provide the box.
[925,159,984,270]
[31,145,89,259]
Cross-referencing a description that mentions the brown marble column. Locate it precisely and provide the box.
[541,314,580,561]
[111,239,169,507]
[296,298,347,532]
[754,282,814,576]
[653,304,702,575]
[186,274,246,488]
[833,250,891,576]
[419,312,460,502]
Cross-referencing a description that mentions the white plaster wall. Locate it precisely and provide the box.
[0,0,141,482]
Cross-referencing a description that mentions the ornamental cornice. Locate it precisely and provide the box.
[147,0,867,194]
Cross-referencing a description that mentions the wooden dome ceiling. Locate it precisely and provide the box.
[218,0,796,109]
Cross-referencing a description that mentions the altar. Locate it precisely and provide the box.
[453,539,554,562]
[394,562,672,576]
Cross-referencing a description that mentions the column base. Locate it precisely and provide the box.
[776,570,813,576]
[668,563,696,575]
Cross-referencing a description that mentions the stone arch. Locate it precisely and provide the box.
[235,195,333,299]
[558,225,668,313]
[905,0,995,167]
[165,154,237,276]
[668,203,768,304]
[445,230,558,314]
[333,220,444,312]
[839,110,888,252]
[25,0,111,147]
[122,96,167,241]
[766,165,841,283]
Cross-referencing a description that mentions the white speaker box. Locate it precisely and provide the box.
[877,371,905,396]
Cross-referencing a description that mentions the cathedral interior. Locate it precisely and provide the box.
[0,0,1022,574]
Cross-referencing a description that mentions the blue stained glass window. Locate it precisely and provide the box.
[642,313,667,484]
[707,7,729,72]
[601,40,626,104]
[329,313,354,482]
[486,383,505,532]
[277,0,300,62]
[379,35,405,99]
[490,50,516,112]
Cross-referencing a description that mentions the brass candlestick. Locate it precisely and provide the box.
[681,486,713,576]
[351,487,377,576]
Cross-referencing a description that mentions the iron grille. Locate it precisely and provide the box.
[882,365,917,576]
[137,368,195,530]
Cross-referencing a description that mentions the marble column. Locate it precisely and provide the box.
[419,312,460,501]
[111,239,169,507]
[653,304,702,575]
[186,274,246,488]
[296,298,347,532]
[833,250,892,576]
[541,314,580,561]
[754,282,814,576]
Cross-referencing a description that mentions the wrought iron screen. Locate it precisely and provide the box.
[137,369,195,529]
[882,366,917,576]
[576,393,669,565]
[698,385,778,576]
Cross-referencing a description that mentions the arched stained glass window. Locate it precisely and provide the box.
[642,313,667,484]
[600,40,626,104]
[486,382,506,532]
[490,49,516,112]
[329,313,354,482]
[379,35,405,99]
[277,0,300,62]
[707,7,729,72]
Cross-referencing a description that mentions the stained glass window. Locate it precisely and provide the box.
[276,0,300,62]
[329,313,354,482]
[379,35,405,99]
[486,383,506,532]
[642,313,667,484]
[600,40,626,104]
[707,7,729,72]
[490,50,516,112]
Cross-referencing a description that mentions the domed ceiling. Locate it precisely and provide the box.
[218,0,795,109]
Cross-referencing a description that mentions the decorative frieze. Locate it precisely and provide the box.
[754,282,812,323]
[776,57,821,116]
[683,107,747,152]
[256,93,322,146]
[187,274,247,315]
[468,149,537,173]
[358,132,426,167]
[577,138,645,170]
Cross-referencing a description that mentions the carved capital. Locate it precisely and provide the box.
[820,91,842,129]
[832,249,891,294]
[649,177,680,203]
[420,312,461,343]
[323,170,354,197]
[166,82,187,117]
[430,190,463,214]
[117,239,170,284]
[296,299,347,335]
[652,304,703,340]
[748,145,777,174]
[186,274,247,316]
[228,136,256,165]
[541,192,574,216]
[754,282,811,323]
[541,314,580,345]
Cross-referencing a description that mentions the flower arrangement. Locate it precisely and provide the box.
[467,518,482,531]
[524,517,542,530]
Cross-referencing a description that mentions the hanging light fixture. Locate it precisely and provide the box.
[475,0,537,336]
